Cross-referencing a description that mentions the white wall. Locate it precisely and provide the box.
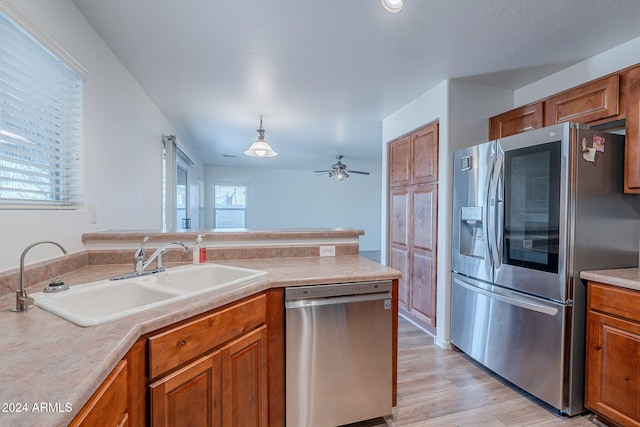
[515,35,640,107]
[205,166,382,251]
[0,0,202,271]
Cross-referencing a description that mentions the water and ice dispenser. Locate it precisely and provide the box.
[459,206,485,258]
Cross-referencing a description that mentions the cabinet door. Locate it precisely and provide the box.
[411,122,438,184]
[150,352,222,427]
[586,311,640,426]
[409,184,437,329]
[488,102,544,139]
[389,188,411,309]
[626,66,640,192]
[221,326,268,427]
[545,75,620,125]
[70,360,128,427]
[389,136,411,187]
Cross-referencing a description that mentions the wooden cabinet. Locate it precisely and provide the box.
[69,359,129,427]
[149,295,270,427]
[411,123,438,184]
[586,281,640,426]
[389,122,438,187]
[388,121,438,333]
[545,75,620,125]
[389,135,411,187]
[625,66,640,192]
[489,101,544,140]
[221,326,268,427]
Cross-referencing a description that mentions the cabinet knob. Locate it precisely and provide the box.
[595,345,602,351]
[178,340,187,349]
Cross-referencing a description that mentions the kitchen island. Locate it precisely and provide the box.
[0,229,399,426]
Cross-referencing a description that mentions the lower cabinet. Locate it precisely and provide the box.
[148,294,270,427]
[150,325,268,427]
[69,359,129,427]
[586,281,640,426]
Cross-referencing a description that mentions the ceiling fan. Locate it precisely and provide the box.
[314,155,370,181]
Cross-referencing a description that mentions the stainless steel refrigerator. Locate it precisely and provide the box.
[451,122,640,415]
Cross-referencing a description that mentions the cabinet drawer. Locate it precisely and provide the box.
[148,294,266,379]
[588,281,640,323]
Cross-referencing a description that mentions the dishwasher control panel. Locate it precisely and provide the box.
[285,280,392,300]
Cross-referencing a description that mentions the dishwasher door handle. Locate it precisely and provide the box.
[285,292,392,309]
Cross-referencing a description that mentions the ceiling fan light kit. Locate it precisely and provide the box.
[314,155,370,181]
[244,116,277,158]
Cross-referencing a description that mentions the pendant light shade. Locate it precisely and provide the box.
[244,116,277,158]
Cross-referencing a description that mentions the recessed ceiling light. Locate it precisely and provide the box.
[381,0,403,13]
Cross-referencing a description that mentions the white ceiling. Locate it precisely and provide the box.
[71,0,640,173]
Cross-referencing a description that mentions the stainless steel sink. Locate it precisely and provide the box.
[32,263,267,327]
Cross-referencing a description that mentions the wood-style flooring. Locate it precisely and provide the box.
[363,316,605,427]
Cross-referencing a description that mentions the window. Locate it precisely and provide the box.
[214,185,246,228]
[0,6,84,208]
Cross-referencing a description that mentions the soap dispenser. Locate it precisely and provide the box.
[193,235,207,265]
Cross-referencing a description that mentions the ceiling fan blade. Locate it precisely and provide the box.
[313,170,333,173]
[347,170,370,175]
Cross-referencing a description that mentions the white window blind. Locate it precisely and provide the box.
[0,8,83,208]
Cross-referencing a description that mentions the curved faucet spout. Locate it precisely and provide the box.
[15,241,68,312]
[143,242,189,272]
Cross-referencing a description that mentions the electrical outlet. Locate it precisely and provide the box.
[319,246,336,257]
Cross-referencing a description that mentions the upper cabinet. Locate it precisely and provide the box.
[489,101,544,140]
[625,67,640,192]
[389,121,439,188]
[545,75,620,125]
[489,65,640,194]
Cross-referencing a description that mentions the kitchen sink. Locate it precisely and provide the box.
[32,278,184,327]
[153,263,267,293]
[31,263,267,327]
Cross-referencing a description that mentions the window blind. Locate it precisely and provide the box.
[0,8,82,208]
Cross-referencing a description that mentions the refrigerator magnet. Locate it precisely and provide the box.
[593,135,605,152]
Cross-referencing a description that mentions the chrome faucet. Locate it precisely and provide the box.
[111,237,188,280]
[140,241,189,274]
[13,241,68,312]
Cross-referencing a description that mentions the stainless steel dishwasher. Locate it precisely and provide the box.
[285,280,393,427]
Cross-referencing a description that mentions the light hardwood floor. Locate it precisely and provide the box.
[365,316,605,427]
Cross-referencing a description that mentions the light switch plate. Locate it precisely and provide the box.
[319,245,336,257]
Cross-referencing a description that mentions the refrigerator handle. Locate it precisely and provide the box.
[490,153,504,268]
[482,147,495,268]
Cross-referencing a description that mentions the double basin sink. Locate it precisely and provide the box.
[31,264,267,327]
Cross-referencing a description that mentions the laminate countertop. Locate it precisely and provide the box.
[0,255,400,426]
[580,268,640,292]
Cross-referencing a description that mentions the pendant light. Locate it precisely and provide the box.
[244,116,277,158]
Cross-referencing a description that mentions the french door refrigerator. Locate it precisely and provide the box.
[451,122,640,415]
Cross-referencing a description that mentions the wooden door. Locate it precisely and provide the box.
[411,122,438,184]
[150,352,222,427]
[409,183,437,330]
[389,187,411,309]
[586,311,640,426]
[389,136,411,187]
[221,326,268,427]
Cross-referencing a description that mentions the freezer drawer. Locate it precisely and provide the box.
[451,273,571,413]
